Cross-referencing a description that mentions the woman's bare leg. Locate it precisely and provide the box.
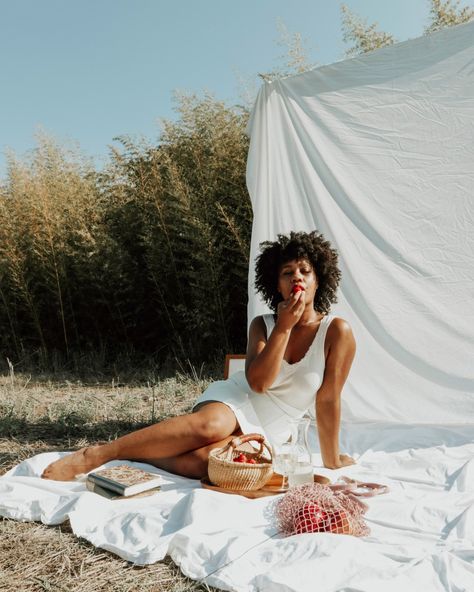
[154,432,244,479]
[41,402,238,481]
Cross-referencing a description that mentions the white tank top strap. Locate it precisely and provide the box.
[320,313,334,334]
[317,314,334,351]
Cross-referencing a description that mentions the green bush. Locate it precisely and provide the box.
[0,96,252,370]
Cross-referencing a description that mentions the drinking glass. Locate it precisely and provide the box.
[287,417,314,487]
[272,442,297,491]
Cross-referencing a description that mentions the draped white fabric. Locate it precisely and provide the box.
[2,424,474,591]
[246,21,474,425]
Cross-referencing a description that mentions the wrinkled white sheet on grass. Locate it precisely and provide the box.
[2,422,473,592]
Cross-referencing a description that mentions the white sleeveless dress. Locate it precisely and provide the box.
[192,313,335,446]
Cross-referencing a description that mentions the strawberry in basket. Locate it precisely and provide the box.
[208,433,273,491]
[233,453,257,464]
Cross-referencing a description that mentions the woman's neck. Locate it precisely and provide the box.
[294,306,323,328]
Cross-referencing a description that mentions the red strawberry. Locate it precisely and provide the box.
[233,453,248,463]
[294,502,330,534]
[291,285,304,294]
[246,458,257,464]
[327,509,351,534]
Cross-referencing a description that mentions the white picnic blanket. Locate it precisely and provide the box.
[2,422,473,591]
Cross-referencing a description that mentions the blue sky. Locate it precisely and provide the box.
[2,0,473,178]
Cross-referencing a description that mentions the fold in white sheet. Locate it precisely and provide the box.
[1,422,473,591]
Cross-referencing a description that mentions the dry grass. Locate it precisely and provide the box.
[0,371,222,592]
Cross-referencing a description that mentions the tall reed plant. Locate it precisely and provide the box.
[0,96,252,370]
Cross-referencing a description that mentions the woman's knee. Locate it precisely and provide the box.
[192,403,238,443]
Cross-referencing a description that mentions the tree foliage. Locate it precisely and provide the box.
[340,0,474,58]
[0,97,252,368]
[260,19,318,82]
[340,3,396,57]
[425,0,474,34]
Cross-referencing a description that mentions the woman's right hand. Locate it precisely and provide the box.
[275,290,306,332]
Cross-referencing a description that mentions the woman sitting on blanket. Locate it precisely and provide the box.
[42,230,356,481]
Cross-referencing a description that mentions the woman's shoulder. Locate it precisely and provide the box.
[249,313,275,327]
[327,315,351,329]
[249,314,266,328]
[326,316,356,347]
[249,314,273,340]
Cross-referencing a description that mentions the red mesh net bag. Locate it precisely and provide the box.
[275,482,370,537]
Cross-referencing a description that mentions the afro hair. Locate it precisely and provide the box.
[254,230,341,314]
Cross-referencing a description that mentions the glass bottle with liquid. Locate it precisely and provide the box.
[287,416,314,487]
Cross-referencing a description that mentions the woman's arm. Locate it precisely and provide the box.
[245,316,289,393]
[245,291,305,393]
[315,318,356,469]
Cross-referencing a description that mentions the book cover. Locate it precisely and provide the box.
[85,480,161,500]
[87,464,163,496]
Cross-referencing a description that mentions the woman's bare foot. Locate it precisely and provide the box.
[324,454,356,470]
[339,454,356,467]
[41,445,109,481]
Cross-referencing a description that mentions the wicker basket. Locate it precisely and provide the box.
[208,433,273,491]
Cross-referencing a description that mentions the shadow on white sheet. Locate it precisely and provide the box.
[1,421,473,592]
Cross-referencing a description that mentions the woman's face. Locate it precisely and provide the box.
[277,258,318,304]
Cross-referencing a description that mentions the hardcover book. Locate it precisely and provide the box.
[86,464,163,497]
[85,480,161,500]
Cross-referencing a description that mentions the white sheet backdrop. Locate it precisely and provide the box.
[246,20,474,425]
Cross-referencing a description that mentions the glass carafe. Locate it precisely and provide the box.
[287,417,314,487]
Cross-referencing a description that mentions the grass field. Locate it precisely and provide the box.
[0,366,223,592]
